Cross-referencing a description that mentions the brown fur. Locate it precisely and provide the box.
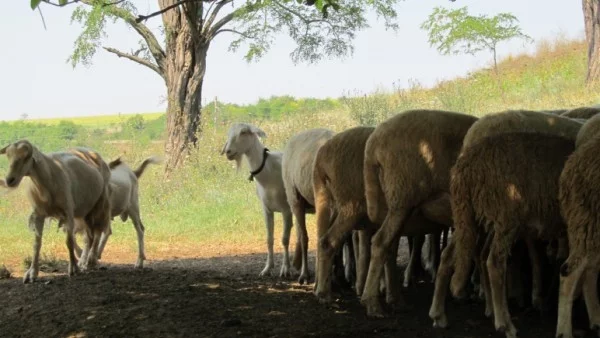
[462,109,583,152]
[360,109,477,316]
[449,132,574,336]
[313,126,447,303]
[0,140,112,283]
[282,128,335,284]
[560,106,600,120]
[575,113,600,148]
[556,126,600,337]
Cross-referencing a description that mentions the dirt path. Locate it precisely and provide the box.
[0,253,595,338]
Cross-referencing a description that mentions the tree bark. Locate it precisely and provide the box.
[160,0,210,173]
[583,0,600,84]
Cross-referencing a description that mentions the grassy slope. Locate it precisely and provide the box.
[0,37,597,274]
[25,112,164,127]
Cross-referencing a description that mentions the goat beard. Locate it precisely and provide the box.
[234,155,243,173]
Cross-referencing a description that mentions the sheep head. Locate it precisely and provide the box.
[0,140,35,188]
[221,123,267,171]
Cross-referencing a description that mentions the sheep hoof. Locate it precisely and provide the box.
[279,265,292,278]
[485,306,493,318]
[298,273,309,285]
[555,332,573,338]
[496,324,518,338]
[259,266,273,277]
[361,297,386,318]
[431,316,448,329]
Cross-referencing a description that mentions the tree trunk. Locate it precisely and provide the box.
[583,0,600,84]
[160,0,210,173]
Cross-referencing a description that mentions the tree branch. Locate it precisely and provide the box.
[203,0,233,34]
[40,0,125,7]
[103,46,165,78]
[214,28,255,39]
[136,0,219,23]
[79,0,166,73]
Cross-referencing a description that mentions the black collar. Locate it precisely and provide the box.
[248,148,269,182]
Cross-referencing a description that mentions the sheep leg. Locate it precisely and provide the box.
[314,212,359,302]
[480,230,494,318]
[78,227,94,271]
[583,268,600,333]
[279,211,293,278]
[425,232,441,281]
[360,208,408,318]
[487,232,518,338]
[64,213,80,277]
[86,227,104,269]
[23,213,45,284]
[355,229,373,297]
[404,234,425,287]
[526,237,543,310]
[556,256,586,338]
[343,234,356,286]
[385,232,406,307]
[429,241,455,328]
[293,203,310,285]
[259,209,275,277]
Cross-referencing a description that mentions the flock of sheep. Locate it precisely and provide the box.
[3,106,600,338]
[220,106,600,338]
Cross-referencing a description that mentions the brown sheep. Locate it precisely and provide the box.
[361,109,477,317]
[560,105,600,120]
[313,126,448,304]
[0,140,112,283]
[555,116,600,338]
[282,128,335,284]
[433,132,574,337]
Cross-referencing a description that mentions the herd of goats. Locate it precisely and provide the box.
[3,106,600,338]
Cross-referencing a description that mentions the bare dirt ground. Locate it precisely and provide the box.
[0,250,596,338]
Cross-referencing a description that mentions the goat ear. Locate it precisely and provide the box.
[16,142,32,157]
[0,145,7,155]
[250,126,267,138]
[220,142,227,155]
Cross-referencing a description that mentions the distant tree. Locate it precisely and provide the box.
[583,0,600,84]
[57,120,79,140]
[125,114,146,131]
[421,6,532,74]
[20,113,29,120]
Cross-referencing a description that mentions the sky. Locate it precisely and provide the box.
[0,0,585,121]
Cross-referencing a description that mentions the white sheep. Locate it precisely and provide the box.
[221,123,296,277]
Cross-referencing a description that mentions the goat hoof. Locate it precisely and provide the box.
[22,268,38,284]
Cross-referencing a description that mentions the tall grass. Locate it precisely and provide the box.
[0,36,598,274]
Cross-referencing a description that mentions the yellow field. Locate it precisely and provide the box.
[25,112,164,127]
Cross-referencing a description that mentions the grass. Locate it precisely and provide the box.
[0,36,598,276]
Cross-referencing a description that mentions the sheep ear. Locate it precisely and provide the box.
[250,126,267,138]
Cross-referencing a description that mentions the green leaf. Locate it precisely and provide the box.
[59,0,68,5]
[30,0,42,10]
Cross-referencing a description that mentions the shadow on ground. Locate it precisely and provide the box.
[0,252,595,338]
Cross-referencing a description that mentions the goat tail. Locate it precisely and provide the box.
[449,166,477,299]
[134,156,163,178]
[364,149,383,224]
[108,157,123,170]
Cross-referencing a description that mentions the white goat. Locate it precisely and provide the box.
[221,123,296,277]
[71,156,161,269]
[0,140,112,283]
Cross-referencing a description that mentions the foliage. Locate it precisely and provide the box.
[421,6,532,71]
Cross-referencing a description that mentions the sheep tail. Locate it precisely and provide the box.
[133,156,163,178]
[364,151,383,224]
[449,167,477,299]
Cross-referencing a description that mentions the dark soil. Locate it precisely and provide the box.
[0,252,595,338]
